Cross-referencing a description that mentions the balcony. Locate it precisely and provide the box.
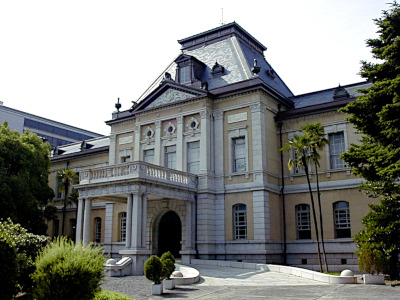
[79,161,198,191]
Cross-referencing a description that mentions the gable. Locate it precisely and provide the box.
[146,88,198,109]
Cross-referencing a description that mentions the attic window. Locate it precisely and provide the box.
[267,67,275,79]
[179,65,191,83]
[333,86,350,100]
[211,61,225,76]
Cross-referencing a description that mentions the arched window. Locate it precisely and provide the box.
[94,217,102,243]
[333,201,351,238]
[119,212,127,242]
[296,204,311,239]
[233,204,247,240]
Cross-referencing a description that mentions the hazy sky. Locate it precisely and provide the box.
[0,0,390,135]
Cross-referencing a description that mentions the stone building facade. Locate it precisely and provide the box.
[48,22,375,275]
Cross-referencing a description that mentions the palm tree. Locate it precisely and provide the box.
[280,133,323,272]
[301,123,329,272]
[57,169,79,236]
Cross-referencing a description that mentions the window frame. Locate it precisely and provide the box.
[228,127,249,175]
[187,141,200,174]
[164,145,177,169]
[295,204,311,240]
[119,212,127,242]
[144,148,155,164]
[333,201,351,239]
[328,132,346,169]
[94,217,102,243]
[233,204,247,240]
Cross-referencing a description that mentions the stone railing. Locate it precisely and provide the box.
[79,162,198,190]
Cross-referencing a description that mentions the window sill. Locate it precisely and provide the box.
[227,171,250,180]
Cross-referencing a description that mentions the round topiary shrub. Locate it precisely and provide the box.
[31,237,105,300]
[0,240,18,300]
[160,251,175,264]
[144,255,164,284]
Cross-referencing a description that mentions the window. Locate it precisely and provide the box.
[94,217,101,243]
[53,219,59,237]
[233,137,246,172]
[144,149,154,164]
[187,141,200,174]
[179,65,191,83]
[233,204,247,240]
[55,178,62,198]
[334,201,351,238]
[70,219,76,241]
[329,132,345,169]
[165,145,176,169]
[121,156,131,163]
[296,204,311,239]
[119,212,127,242]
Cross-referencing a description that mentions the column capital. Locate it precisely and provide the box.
[200,109,212,120]
[134,125,140,133]
[155,120,161,128]
[176,116,183,124]
[250,102,266,113]
[213,110,223,120]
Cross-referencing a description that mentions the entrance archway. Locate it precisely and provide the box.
[158,211,182,258]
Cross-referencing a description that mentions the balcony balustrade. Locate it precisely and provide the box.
[79,161,198,190]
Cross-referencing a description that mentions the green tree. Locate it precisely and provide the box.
[281,132,323,272]
[0,122,55,234]
[340,2,400,279]
[56,169,78,236]
[301,123,330,272]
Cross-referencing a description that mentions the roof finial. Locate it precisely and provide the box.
[115,97,121,112]
[220,8,224,26]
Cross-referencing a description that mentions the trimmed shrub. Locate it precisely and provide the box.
[0,218,49,296]
[32,237,105,300]
[0,240,18,300]
[144,255,164,284]
[160,251,175,264]
[94,290,133,300]
[162,258,175,280]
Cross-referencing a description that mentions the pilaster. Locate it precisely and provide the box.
[250,103,267,183]
[252,190,271,241]
[154,121,161,165]
[176,116,183,171]
[76,198,84,242]
[134,125,140,161]
[109,135,116,165]
[104,202,114,244]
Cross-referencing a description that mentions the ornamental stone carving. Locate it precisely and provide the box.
[147,89,195,109]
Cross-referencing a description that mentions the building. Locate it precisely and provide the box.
[0,101,102,148]
[48,22,375,275]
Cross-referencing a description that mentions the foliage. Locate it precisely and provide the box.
[161,251,176,279]
[0,218,49,296]
[0,122,55,234]
[94,290,133,300]
[340,2,400,279]
[160,251,175,264]
[0,240,18,300]
[56,169,79,236]
[280,125,324,272]
[354,196,400,277]
[32,236,105,300]
[144,255,164,284]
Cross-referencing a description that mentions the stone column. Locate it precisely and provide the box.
[134,125,141,162]
[199,110,211,173]
[109,135,116,165]
[250,103,267,183]
[181,200,196,265]
[141,193,148,248]
[75,198,84,242]
[154,121,161,165]
[104,202,114,244]
[176,116,183,171]
[213,110,224,190]
[252,190,270,241]
[126,194,133,248]
[82,198,92,245]
[131,193,142,248]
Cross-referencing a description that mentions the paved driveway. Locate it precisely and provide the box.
[102,264,400,300]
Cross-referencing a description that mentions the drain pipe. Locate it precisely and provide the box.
[194,194,198,259]
[277,112,287,265]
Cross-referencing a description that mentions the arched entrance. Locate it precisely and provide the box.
[158,211,182,258]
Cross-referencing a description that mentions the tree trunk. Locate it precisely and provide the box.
[61,178,69,236]
[315,163,329,272]
[303,159,323,272]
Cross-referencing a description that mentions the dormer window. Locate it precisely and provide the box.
[333,85,350,100]
[211,61,225,76]
[179,65,191,83]
[175,54,205,87]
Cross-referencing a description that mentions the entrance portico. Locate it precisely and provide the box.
[74,161,197,275]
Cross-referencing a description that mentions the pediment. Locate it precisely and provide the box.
[147,88,197,109]
[132,81,208,112]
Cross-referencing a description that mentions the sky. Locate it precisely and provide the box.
[0,0,391,136]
